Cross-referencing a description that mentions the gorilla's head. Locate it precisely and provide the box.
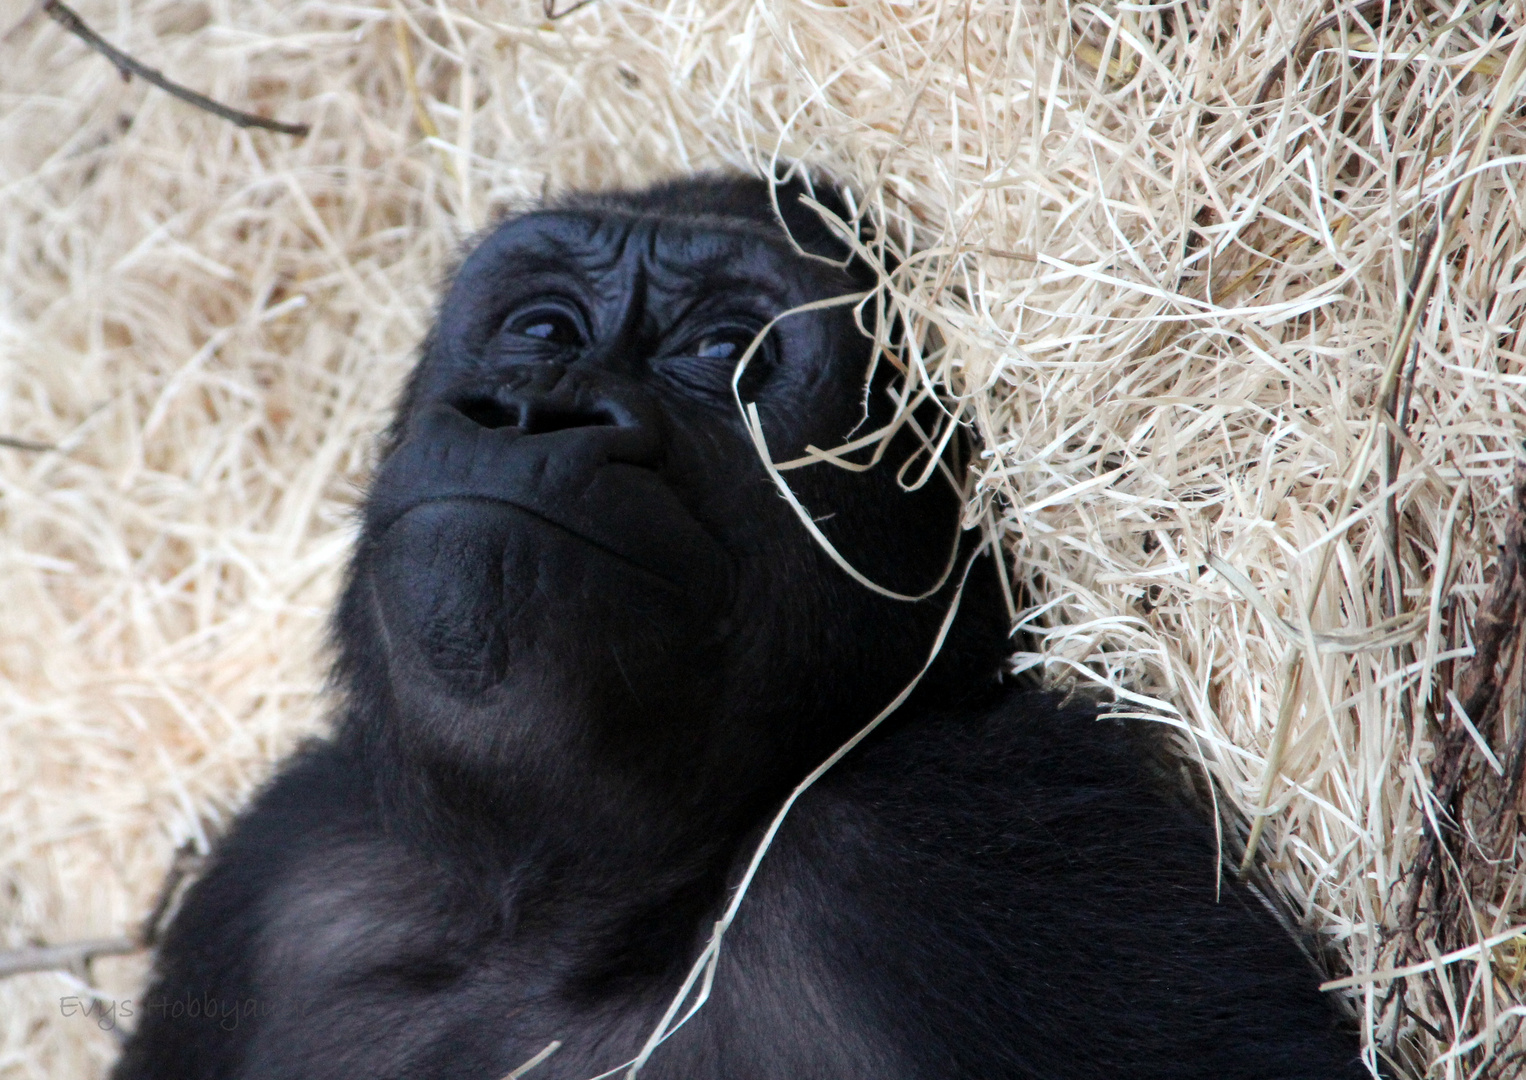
[335,174,1007,826]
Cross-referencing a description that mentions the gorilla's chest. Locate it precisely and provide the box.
[237,834,897,1080]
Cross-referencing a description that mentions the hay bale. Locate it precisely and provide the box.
[0,1,1522,1075]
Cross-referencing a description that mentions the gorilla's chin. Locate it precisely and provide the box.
[368,498,715,698]
[368,500,516,694]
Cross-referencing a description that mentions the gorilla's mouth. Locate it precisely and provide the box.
[366,481,729,693]
[365,404,730,594]
[401,494,685,587]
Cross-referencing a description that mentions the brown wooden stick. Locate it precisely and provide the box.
[42,0,310,137]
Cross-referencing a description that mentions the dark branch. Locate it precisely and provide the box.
[42,0,310,137]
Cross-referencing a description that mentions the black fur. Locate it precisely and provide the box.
[113,174,1368,1080]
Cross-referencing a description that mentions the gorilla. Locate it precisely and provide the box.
[113,174,1369,1080]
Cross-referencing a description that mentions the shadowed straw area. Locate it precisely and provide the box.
[2,1,1525,1076]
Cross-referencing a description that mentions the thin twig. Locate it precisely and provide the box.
[42,0,309,137]
[0,938,140,979]
[0,435,55,452]
[140,843,206,948]
[543,0,597,20]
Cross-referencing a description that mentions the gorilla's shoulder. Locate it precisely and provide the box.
[769,686,1227,926]
[792,687,1231,897]
[819,688,1188,825]
[164,741,376,926]
[782,686,1256,925]
[227,740,375,848]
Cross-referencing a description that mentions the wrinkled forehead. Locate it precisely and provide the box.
[456,208,852,304]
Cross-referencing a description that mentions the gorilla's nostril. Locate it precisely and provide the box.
[457,396,521,430]
[522,405,618,434]
[456,394,619,435]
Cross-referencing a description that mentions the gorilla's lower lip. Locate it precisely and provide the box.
[401,494,684,587]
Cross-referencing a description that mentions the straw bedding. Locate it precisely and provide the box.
[2,0,1525,1076]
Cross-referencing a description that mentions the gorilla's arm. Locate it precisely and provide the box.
[755,691,1366,1080]
[112,747,362,1080]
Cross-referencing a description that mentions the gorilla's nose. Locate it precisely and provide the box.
[432,365,665,474]
[455,395,616,434]
[450,364,631,437]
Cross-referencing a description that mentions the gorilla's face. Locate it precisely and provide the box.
[342,180,970,803]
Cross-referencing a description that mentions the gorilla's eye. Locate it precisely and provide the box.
[689,328,758,362]
[504,308,585,347]
[655,322,772,402]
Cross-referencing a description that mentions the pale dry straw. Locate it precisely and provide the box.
[1,1,1525,1077]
